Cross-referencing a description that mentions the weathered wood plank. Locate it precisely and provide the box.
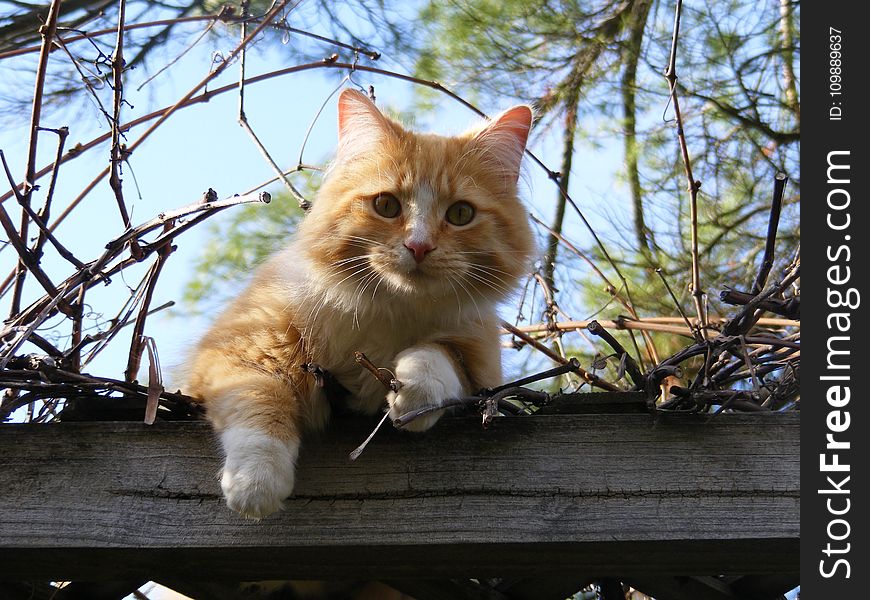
[0,412,799,580]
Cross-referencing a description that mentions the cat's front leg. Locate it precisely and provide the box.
[387,344,466,432]
[218,415,299,519]
[192,372,310,519]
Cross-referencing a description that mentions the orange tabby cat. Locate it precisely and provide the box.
[187,89,534,518]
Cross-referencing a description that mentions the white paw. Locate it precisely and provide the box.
[219,427,299,519]
[387,345,463,432]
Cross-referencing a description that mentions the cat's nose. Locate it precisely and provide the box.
[404,240,436,263]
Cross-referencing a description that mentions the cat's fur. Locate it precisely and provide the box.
[187,89,535,518]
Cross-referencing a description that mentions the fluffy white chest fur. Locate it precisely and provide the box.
[274,243,491,414]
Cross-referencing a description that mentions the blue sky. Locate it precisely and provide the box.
[0,4,628,397]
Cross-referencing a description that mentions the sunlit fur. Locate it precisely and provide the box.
[187,90,535,518]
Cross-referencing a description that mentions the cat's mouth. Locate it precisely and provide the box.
[368,253,448,296]
[388,261,435,283]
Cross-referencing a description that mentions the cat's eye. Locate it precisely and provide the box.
[445,201,475,226]
[373,193,401,218]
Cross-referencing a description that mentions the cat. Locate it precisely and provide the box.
[187,89,535,518]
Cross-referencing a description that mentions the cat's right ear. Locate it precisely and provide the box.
[469,104,533,185]
[337,89,393,161]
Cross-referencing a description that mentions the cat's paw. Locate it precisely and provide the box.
[387,345,463,432]
[219,427,299,519]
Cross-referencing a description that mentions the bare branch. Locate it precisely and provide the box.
[751,172,788,295]
[108,0,132,229]
[10,0,63,317]
[663,0,708,339]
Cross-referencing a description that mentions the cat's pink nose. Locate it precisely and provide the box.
[404,240,435,263]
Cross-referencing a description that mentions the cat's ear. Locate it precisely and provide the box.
[337,89,394,160]
[471,105,533,183]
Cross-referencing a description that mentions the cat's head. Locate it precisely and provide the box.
[299,89,535,309]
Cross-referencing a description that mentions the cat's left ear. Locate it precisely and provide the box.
[472,105,533,183]
[336,89,395,161]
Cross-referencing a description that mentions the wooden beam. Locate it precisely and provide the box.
[0,411,798,580]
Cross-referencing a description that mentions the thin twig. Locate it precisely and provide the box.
[531,271,568,361]
[80,270,152,368]
[663,0,707,339]
[501,320,620,392]
[1,149,84,269]
[489,359,581,394]
[124,225,174,383]
[10,0,63,317]
[236,1,306,205]
[586,320,644,388]
[135,8,228,92]
[720,288,799,320]
[237,7,311,212]
[738,335,760,393]
[529,213,658,365]
[655,267,701,342]
[349,350,402,460]
[751,172,788,295]
[723,262,800,336]
[69,286,86,372]
[0,11,381,61]
[354,351,402,392]
[501,316,797,340]
[33,126,69,258]
[0,199,65,305]
[348,410,391,461]
[0,281,73,370]
[108,0,132,229]
[2,190,270,341]
[124,0,294,161]
[296,73,349,171]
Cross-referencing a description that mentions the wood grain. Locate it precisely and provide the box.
[0,411,799,580]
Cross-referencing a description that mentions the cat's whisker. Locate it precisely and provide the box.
[369,274,385,306]
[459,264,512,291]
[317,257,377,283]
[353,272,383,328]
[449,273,484,324]
[331,254,373,266]
[352,271,381,329]
[305,264,375,335]
[334,242,375,253]
[465,267,514,290]
[328,256,375,274]
[466,262,517,278]
[452,249,532,255]
[463,271,510,296]
[334,234,384,247]
[445,277,463,322]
